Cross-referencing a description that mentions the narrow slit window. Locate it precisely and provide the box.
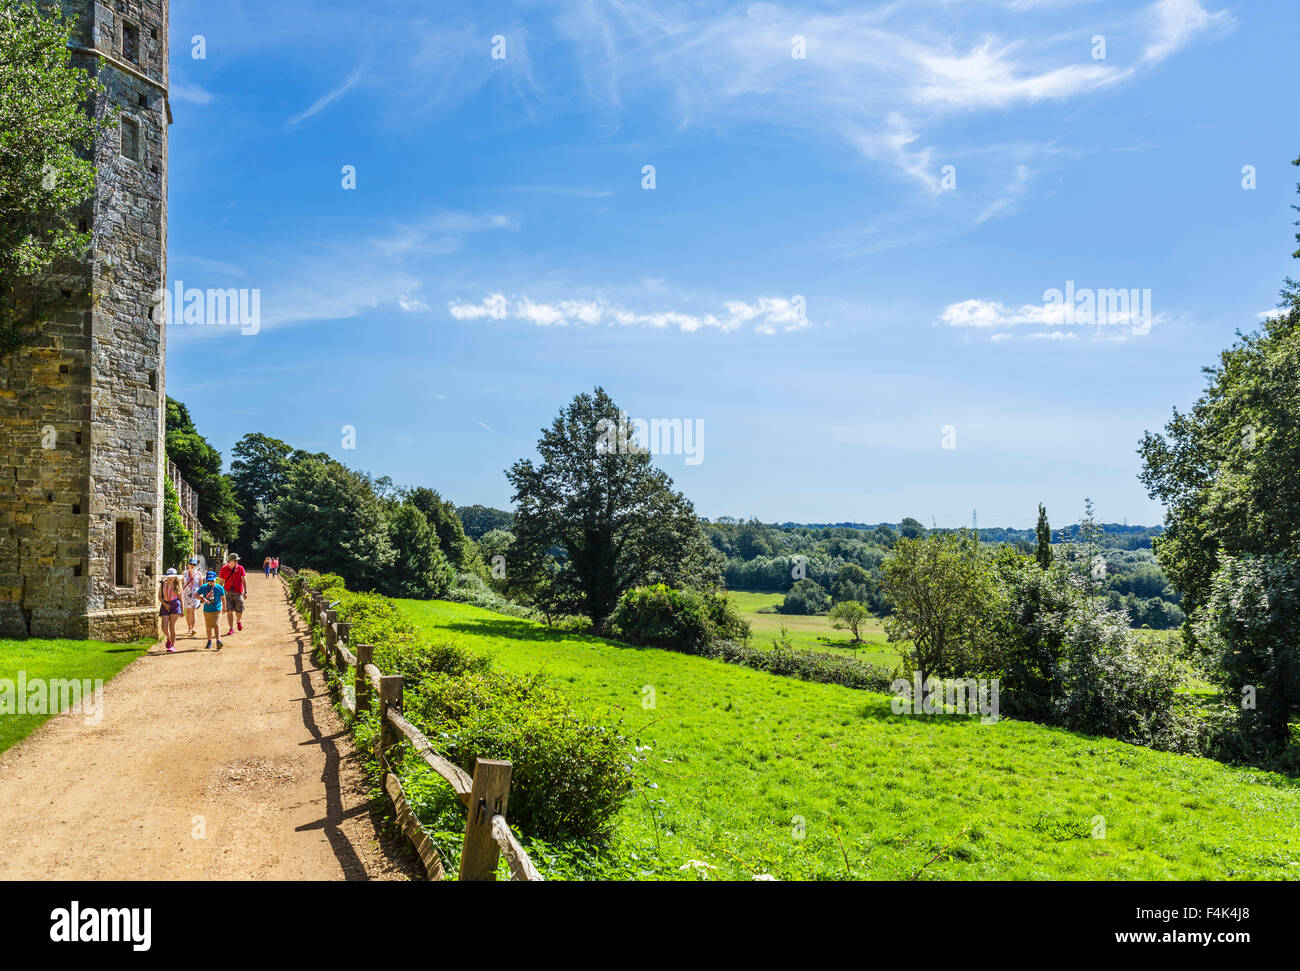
[123,23,139,64]
[114,520,134,587]
[120,118,140,162]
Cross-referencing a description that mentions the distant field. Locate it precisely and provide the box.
[397,598,1300,881]
[727,590,902,668]
[0,638,150,753]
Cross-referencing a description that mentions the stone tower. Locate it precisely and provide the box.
[0,0,170,640]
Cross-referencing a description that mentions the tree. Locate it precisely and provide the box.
[1194,555,1300,751]
[165,398,240,543]
[271,457,393,590]
[229,432,294,555]
[0,1,109,353]
[778,578,830,615]
[1139,158,1300,623]
[162,478,193,571]
[1035,503,1053,570]
[505,388,722,633]
[883,531,999,702]
[829,600,871,644]
[898,517,927,540]
[385,501,454,599]
[407,487,476,572]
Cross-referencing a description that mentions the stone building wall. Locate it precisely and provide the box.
[0,0,170,642]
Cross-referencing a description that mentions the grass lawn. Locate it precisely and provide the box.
[398,598,1300,881]
[728,589,901,667]
[0,638,150,753]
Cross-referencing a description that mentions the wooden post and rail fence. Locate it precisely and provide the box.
[282,566,543,882]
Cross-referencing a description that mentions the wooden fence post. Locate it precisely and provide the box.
[355,644,374,714]
[378,675,403,764]
[324,609,338,652]
[458,758,512,881]
[335,621,351,671]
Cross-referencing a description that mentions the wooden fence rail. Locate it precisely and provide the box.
[282,568,543,882]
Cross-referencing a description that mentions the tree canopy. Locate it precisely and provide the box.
[505,387,722,633]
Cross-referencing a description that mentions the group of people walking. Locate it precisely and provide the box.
[157,552,275,653]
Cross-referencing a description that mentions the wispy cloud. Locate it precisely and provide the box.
[448,292,811,334]
[287,62,365,126]
[1141,0,1236,64]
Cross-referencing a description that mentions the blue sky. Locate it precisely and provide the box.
[163,0,1298,528]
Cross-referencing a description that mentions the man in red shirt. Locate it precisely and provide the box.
[218,553,248,635]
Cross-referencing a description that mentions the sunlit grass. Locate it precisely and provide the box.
[398,598,1300,880]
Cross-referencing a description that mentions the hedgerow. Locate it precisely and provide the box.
[290,568,633,842]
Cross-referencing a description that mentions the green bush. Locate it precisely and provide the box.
[447,572,537,619]
[296,571,632,843]
[703,640,896,693]
[778,578,831,615]
[404,671,634,839]
[609,583,749,651]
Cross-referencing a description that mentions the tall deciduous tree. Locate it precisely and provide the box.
[271,457,393,590]
[506,388,722,633]
[0,1,109,353]
[1139,159,1300,623]
[229,432,295,554]
[883,530,999,700]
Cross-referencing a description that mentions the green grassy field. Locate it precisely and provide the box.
[0,638,149,753]
[727,590,901,667]
[397,598,1300,880]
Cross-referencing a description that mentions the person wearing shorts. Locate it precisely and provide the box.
[263,556,272,578]
[159,568,183,653]
[219,553,247,635]
[182,557,204,637]
[195,572,226,650]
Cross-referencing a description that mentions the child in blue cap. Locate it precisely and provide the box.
[195,570,226,650]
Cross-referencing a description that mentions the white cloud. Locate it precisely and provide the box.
[941,288,1162,342]
[287,63,365,126]
[447,293,812,334]
[398,294,430,312]
[1142,0,1236,64]
[170,82,213,105]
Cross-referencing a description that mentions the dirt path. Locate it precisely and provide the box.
[0,573,418,880]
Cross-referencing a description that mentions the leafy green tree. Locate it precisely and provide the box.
[829,600,871,644]
[271,457,393,590]
[162,478,193,571]
[0,1,109,353]
[407,487,475,571]
[385,501,454,599]
[229,432,294,555]
[1035,503,1053,570]
[1140,160,1300,623]
[164,398,240,543]
[883,530,999,701]
[1194,555,1300,752]
[778,578,830,615]
[506,388,722,634]
[898,517,927,540]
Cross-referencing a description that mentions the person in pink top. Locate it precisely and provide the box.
[218,553,248,635]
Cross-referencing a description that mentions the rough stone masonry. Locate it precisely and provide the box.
[0,0,171,640]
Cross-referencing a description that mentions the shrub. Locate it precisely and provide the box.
[703,640,896,693]
[778,578,831,615]
[1054,600,1190,749]
[295,572,632,844]
[446,572,537,619]
[609,584,749,651]
[404,671,634,839]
